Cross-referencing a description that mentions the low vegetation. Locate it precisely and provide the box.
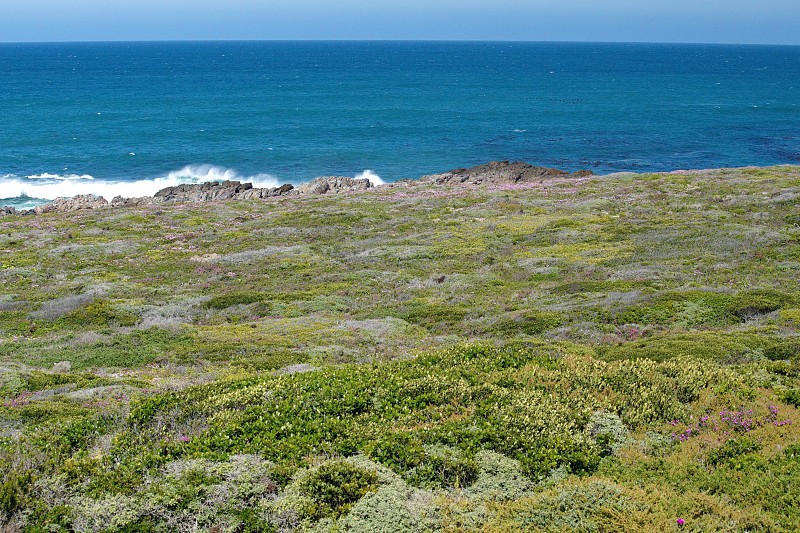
[1,166,799,531]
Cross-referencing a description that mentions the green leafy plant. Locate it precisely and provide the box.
[297,461,379,519]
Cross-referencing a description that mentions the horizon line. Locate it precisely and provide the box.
[1,38,799,47]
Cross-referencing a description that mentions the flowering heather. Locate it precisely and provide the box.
[670,405,792,442]
[3,391,34,408]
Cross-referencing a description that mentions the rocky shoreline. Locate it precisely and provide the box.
[1,161,591,215]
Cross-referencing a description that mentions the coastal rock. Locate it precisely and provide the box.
[110,196,154,208]
[153,180,254,203]
[5,162,593,215]
[420,161,593,186]
[237,183,296,199]
[151,181,296,203]
[296,176,373,195]
[33,194,109,214]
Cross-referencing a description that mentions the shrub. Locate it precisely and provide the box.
[601,332,771,364]
[58,299,139,328]
[336,485,421,533]
[585,411,630,455]
[485,310,563,337]
[707,437,762,467]
[297,461,379,519]
[614,289,793,328]
[783,389,800,408]
[202,293,264,310]
[508,480,637,531]
[394,300,468,330]
[404,446,478,490]
[614,291,735,328]
[728,289,789,320]
[466,451,533,502]
[365,433,426,475]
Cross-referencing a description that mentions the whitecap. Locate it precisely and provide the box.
[26,173,95,181]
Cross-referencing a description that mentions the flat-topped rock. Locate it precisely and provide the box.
[237,183,296,199]
[153,180,254,203]
[420,161,592,185]
[33,194,109,214]
[296,176,373,195]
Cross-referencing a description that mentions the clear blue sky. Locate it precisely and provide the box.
[1,0,798,44]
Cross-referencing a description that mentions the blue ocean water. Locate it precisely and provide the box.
[1,41,799,207]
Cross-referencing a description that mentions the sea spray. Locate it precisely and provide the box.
[354,170,384,186]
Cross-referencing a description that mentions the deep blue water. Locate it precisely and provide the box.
[1,41,799,207]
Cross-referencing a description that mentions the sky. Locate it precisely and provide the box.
[0,0,798,44]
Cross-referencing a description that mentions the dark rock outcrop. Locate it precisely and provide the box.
[420,161,592,186]
[296,176,373,195]
[153,181,254,203]
[152,181,296,203]
[237,183,296,199]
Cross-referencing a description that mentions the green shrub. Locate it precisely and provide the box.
[202,293,264,309]
[59,299,139,328]
[405,446,478,490]
[785,444,800,461]
[0,475,24,517]
[763,339,800,361]
[394,300,468,330]
[485,310,563,337]
[297,461,379,519]
[783,389,800,408]
[614,289,792,328]
[615,291,735,328]
[61,414,117,451]
[336,485,422,533]
[728,289,789,320]
[707,437,762,467]
[601,332,770,364]
[365,433,426,475]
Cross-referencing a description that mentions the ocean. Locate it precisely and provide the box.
[1,41,799,208]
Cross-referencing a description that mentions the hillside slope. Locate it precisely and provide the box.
[1,165,799,531]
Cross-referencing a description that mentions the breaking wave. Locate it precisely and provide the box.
[0,165,282,207]
[1,166,386,209]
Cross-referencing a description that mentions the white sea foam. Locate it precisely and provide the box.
[26,173,95,181]
[355,169,384,186]
[1,165,282,203]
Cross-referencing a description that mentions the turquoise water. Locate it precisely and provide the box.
[1,41,799,207]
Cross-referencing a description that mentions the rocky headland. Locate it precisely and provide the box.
[1,161,592,215]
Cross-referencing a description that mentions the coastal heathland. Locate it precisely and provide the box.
[0,165,799,531]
